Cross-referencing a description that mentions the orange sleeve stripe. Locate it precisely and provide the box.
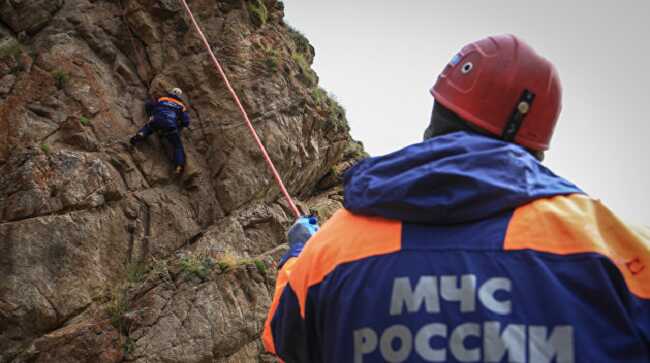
[288,209,402,317]
[158,97,187,111]
[262,258,298,354]
[505,194,650,298]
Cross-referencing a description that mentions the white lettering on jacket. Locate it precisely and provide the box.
[354,275,575,363]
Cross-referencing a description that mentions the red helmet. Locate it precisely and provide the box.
[431,34,561,151]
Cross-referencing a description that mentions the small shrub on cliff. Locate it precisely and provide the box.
[150,256,173,285]
[237,258,268,276]
[79,116,91,126]
[0,38,21,60]
[52,70,68,90]
[247,0,268,27]
[261,44,281,72]
[40,143,51,155]
[326,97,349,132]
[216,253,238,272]
[311,88,349,132]
[107,287,129,331]
[123,337,135,355]
[126,262,148,285]
[311,88,328,105]
[291,52,317,87]
[287,25,310,55]
[254,259,267,276]
[346,140,370,160]
[180,253,214,281]
[327,93,346,120]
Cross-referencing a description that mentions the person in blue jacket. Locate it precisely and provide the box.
[264,35,650,363]
[130,87,191,175]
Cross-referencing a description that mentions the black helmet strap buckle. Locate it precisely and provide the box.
[502,89,536,141]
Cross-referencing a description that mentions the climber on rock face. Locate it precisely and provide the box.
[130,87,191,175]
[263,34,650,362]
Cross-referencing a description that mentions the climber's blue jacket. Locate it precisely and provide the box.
[145,94,190,132]
[264,131,650,363]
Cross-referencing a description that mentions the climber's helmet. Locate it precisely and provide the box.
[429,34,561,152]
[170,88,183,98]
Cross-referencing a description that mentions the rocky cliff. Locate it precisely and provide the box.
[0,0,365,361]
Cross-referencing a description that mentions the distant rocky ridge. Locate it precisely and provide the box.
[0,0,365,361]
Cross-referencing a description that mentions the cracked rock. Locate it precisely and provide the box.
[0,0,366,361]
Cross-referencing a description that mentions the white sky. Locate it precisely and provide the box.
[282,0,649,225]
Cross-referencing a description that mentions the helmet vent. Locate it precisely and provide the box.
[461,62,474,74]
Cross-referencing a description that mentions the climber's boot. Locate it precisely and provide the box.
[174,165,184,176]
[130,132,145,145]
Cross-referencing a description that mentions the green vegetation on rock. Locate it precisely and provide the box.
[288,25,310,55]
[254,259,267,276]
[0,38,21,60]
[79,116,91,126]
[292,52,317,86]
[311,87,328,105]
[247,0,268,27]
[106,287,129,332]
[40,143,51,155]
[261,44,281,72]
[52,70,68,90]
[123,337,135,355]
[180,253,214,281]
[216,253,238,272]
[126,262,147,284]
[312,87,349,132]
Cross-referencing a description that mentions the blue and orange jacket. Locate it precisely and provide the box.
[145,94,190,131]
[264,132,650,363]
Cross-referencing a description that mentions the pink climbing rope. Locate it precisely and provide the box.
[178,0,301,218]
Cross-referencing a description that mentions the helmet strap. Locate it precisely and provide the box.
[501,90,535,141]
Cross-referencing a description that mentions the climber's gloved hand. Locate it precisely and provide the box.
[279,216,319,268]
[288,216,319,247]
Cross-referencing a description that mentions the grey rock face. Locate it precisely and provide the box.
[0,0,364,362]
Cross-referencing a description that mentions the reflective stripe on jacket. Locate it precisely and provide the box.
[145,94,190,131]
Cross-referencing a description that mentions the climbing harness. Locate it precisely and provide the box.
[178,0,301,219]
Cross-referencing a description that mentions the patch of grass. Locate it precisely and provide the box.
[326,93,346,121]
[254,259,267,276]
[123,336,135,355]
[0,38,21,60]
[150,256,173,285]
[106,287,129,332]
[291,52,317,87]
[40,143,51,155]
[246,0,268,27]
[238,258,268,276]
[216,253,238,272]
[126,262,147,285]
[287,25,310,55]
[264,56,279,71]
[311,88,349,132]
[347,140,369,160]
[261,44,281,72]
[326,95,349,132]
[52,70,68,90]
[180,253,214,281]
[311,87,328,105]
[79,116,91,126]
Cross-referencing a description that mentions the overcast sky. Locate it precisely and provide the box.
[282,0,650,225]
